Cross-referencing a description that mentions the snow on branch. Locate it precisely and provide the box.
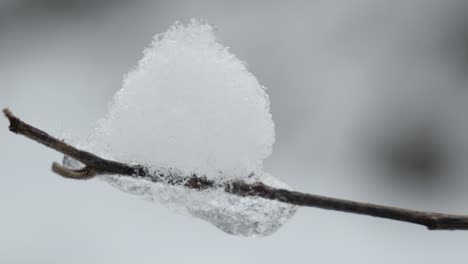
[5,107,468,232]
[4,20,468,235]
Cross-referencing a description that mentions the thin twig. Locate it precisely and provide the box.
[4,108,468,230]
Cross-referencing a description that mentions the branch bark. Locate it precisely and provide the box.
[4,108,468,230]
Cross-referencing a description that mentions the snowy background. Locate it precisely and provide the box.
[1,0,468,263]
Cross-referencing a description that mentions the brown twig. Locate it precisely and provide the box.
[4,108,468,230]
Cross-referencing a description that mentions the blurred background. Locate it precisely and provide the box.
[2,0,468,263]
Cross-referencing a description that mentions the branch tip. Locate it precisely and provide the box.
[3,108,20,132]
[3,107,11,116]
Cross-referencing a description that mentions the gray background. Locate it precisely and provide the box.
[2,0,468,263]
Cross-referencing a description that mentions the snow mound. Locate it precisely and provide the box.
[90,20,274,179]
[82,19,296,236]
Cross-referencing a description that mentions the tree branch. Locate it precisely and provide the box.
[4,108,468,230]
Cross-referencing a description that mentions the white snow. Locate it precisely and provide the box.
[81,19,296,236]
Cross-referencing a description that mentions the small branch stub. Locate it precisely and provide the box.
[51,162,97,180]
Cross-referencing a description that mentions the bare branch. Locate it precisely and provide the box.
[4,108,468,230]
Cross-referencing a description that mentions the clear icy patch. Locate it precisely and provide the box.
[78,20,296,236]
